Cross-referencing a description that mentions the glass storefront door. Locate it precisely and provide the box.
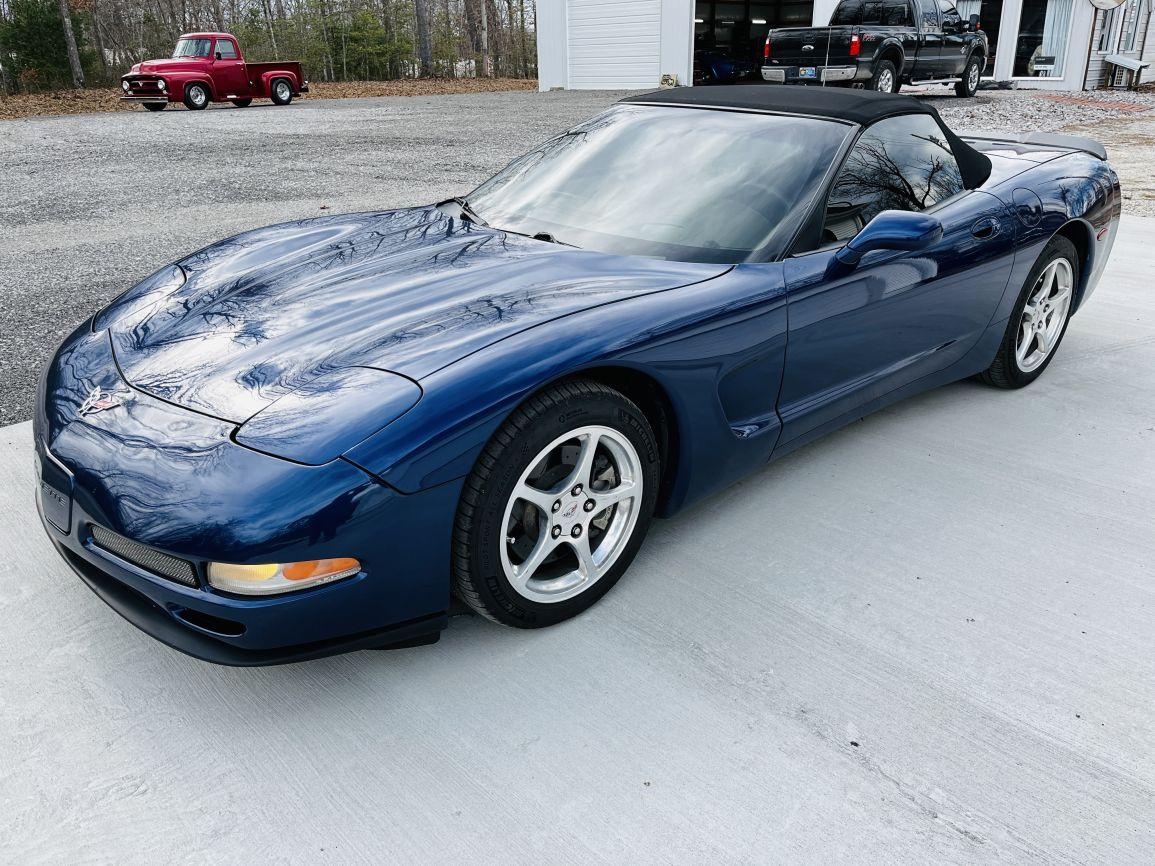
[1012,0,1074,77]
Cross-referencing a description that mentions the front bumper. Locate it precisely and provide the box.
[119,95,169,103]
[35,327,458,664]
[761,64,863,84]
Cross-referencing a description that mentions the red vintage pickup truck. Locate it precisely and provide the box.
[120,32,308,111]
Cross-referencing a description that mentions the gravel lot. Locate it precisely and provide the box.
[1,87,1152,425]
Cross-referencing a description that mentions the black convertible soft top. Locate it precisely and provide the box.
[621,85,992,189]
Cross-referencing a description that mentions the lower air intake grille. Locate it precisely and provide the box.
[89,525,199,588]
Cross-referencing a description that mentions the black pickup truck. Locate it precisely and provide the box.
[760,0,989,97]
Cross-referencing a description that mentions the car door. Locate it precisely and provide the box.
[212,37,250,98]
[776,114,1016,447]
[937,0,969,75]
[914,1,947,78]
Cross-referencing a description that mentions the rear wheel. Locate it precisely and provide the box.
[869,59,899,93]
[452,379,660,628]
[956,55,982,97]
[270,78,293,105]
[143,102,166,112]
[231,98,252,108]
[979,236,1078,388]
[183,82,210,111]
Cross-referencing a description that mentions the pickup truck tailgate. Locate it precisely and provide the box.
[765,27,855,67]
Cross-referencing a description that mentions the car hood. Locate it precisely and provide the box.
[106,207,727,423]
[129,59,205,76]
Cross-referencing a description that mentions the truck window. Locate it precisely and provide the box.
[822,114,964,243]
[830,0,864,24]
[883,1,915,26]
[937,0,963,30]
[172,38,213,59]
[215,39,237,59]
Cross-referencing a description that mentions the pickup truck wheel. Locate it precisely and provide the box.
[869,59,899,93]
[143,102,166,112]
[231,98,252,108]
[955,55,982,97]
[183,82,210,111]
[270,78,293,106]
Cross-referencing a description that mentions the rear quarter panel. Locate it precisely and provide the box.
[248,61,305,94]
[987,152,1120,324]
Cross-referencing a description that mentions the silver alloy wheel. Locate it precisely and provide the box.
[967,61,980,91]
[275,81,290,101]
[877,67,894,92]
[1016,257,1073,373]
[499,425,642,604]
[190,85,207,106]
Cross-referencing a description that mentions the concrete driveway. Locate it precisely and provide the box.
[2,209,1153,861]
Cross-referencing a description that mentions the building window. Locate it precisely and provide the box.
[1013,0,1074,78]
[1122,0,1145,51]
[1098,6,1119,52]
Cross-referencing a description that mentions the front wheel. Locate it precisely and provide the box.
[183,82,210,111]
[869,59,899,93]
[955,55,982,97]
[979,236,1078,388]
[270,78,293,105]
[452,379,660,628]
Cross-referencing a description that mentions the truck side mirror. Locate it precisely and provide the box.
[215,51,223,60]
[969,13,980,30]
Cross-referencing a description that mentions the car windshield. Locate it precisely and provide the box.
[465,105,852,263]
[172,38,213,58]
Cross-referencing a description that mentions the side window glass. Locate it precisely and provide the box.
[822,115,964,244]
[939,0,962,30]
[216,40,237,59]
[887,1,915,26]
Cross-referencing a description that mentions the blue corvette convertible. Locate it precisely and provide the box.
[36,86,1120,664]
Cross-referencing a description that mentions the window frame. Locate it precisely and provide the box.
[214,37,239,60]
[792,113,971,257]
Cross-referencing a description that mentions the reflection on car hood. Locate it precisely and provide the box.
[108,207,727,423]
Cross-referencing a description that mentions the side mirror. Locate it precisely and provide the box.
[834,210,943,268]
[215,51,223,60]
[969,13,981,30]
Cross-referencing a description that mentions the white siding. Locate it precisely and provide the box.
[566,0,662,89]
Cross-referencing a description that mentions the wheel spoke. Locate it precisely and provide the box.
[594,480,638,509]
[511,529,557,587]
[569,535,598,580]
[513,480,556,513]
[567,431,601,491]
[1035,326,1049,355]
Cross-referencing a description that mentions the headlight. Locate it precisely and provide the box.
[207,558,361,596]
[121,80,130,91]
[157,79,166,91]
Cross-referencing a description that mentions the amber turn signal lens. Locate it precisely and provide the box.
[207,557,361,596]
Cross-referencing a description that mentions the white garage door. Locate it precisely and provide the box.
[567,0,662,90]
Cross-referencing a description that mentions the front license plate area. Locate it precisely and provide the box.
[798,67,817,79]
[37,451,73,533]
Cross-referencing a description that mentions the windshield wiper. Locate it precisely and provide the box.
[451,197,489,227]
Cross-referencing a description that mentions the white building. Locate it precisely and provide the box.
[537,0,1154,92]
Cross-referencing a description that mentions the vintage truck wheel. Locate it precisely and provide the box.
[231,98,252,108]
[270,78,293,106]
[183,83,210,111]
[143,102,166,112]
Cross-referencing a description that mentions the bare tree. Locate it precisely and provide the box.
[414,0,432,76]
[57,0,86,87]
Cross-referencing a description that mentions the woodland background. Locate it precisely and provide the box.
[0,0,537,94]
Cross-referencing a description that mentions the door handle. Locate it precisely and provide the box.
[971,217,1000,240]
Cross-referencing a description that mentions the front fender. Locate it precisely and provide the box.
[344,264,791,517]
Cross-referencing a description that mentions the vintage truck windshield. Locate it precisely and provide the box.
[172,38,213,58]
[466,105,851,264]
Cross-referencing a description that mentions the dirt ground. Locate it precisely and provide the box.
[0,77,537,121]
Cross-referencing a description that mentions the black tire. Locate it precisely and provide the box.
[231,98,252,108]
[979,235,1079,389]
[270,78,293,105]
[452,379,661,628]
[143,102,167,112]
[869,59,900,93]
[183,82,210,111]
[955,54,982,97]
